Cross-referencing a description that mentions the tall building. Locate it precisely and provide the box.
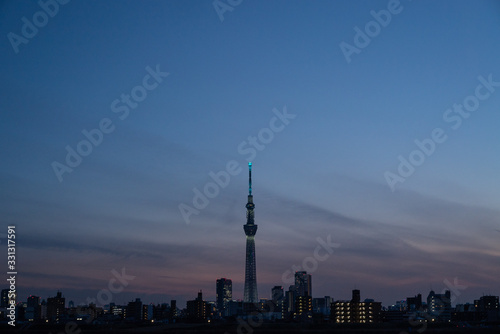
[295,271,312,297]
[47,292,65,322]
[284,286,296,319]
[126,298,143,322]
[272,286,284,319]
[243,162,258,303]
[216,278,232,317]
[186,291,207,323]
[170,300,177,321]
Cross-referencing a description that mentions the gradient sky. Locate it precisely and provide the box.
[1,0,500,308]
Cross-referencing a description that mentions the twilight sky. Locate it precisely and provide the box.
[1,0,500,308]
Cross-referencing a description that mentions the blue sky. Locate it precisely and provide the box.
[1,0,500,307]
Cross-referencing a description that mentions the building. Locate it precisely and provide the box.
[126,298,143,322]
[170,300,177,321]
[47,292,65,322]
[26,295,40,321]
[407,294,422,312]
[142,304,153,321]
[427,290,451,322]
[284,286,296,319]
[186,291,206,322]
[452,303,478,322]
[295,295,312,321]
[474,295,499,321]
[243,162,258,303]
[271,286,284,319]
[313,296,331,316]
[475,295,499,312]
[216,278,232,317]
[331,290,382,323]
[1,289,9,308]
[295,271,312,298]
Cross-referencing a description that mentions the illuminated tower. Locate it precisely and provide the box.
[243,162,258,303]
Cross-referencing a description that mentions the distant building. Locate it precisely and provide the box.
[170,300,177,321]
[26,296,40,321]
[271,286,284,319]
[126,298,143,322]
[152,303,169,321]
[216,278,232,317]
[111,304,125,318]
[475,295,499,312]
[47,292,65,322]
[40,299,47,320]
[313,296,331,316]
[186,291,206,323]
[294,295,312,321]
[227,300,244,317]
[1,289,9,308]
[474,295,499,321]
[407,294,422,312]
[142,303,153,321]
[331,290,382,323]
[295,271,312,297]
[452,303,478,322]
[284,286,296,319]
[427,290,451,322]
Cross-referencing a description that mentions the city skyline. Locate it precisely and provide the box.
[1,0,500,311]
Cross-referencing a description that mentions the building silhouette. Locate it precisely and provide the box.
[46,292,65,323]
[26,295,40,321]
[126,298,143,322]
[170,300,177,322]
[474,295,499,321]
[216,278,232,317]
[243,162,258,303]
[407,294,422,312]
[186,291,207,322]
[271,286,284,319]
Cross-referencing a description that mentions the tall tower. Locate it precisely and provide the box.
[243,162,258,303]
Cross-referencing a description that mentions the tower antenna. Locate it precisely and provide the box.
[248,162,252,196]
